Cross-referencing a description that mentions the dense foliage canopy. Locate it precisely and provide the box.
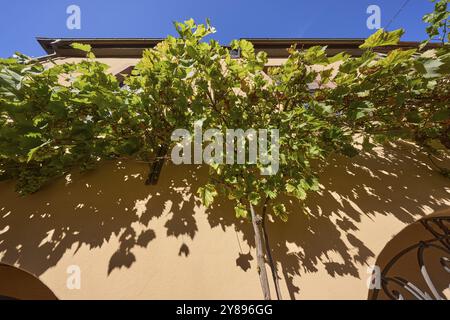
[1,20,448,213]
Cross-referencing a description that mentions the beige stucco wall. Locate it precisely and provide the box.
[0,141,449,300]
[45,57,140,74]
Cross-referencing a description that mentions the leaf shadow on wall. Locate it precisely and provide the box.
[0,161,202,277]
[205,141,450,299]
[0,141,449,299]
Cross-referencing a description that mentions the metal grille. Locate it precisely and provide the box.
[370,217,450,300]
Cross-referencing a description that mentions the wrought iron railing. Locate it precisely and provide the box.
[370,216,450,300]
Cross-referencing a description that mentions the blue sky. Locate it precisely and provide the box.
[0,0,436,58]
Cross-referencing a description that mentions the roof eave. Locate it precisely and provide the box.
[35,37,443,59]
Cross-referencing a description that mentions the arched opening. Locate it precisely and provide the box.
[0,264,57,300]
[369,209,450,300]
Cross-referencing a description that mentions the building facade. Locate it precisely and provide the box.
[0,38,449,300]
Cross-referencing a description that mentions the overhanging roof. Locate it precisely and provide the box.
[36,38,164,58]
[36,37,442,59]
[244,38,442,57]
